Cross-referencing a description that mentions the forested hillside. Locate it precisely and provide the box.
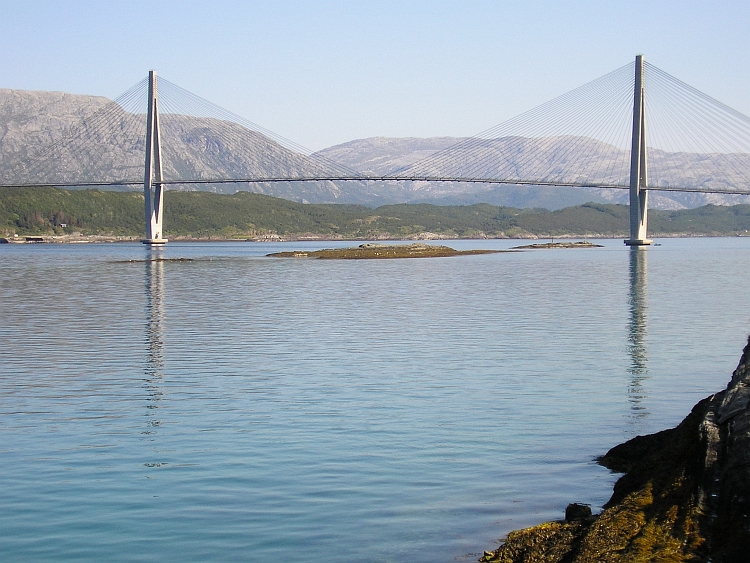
[3,187,750,240]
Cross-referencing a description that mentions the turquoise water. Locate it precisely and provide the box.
[2,238,749,562]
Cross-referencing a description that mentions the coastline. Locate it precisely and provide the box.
[3,233,749,244]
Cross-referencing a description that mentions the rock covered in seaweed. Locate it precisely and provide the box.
[482,337,750,562]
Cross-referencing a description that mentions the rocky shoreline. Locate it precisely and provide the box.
[481,338,750,562]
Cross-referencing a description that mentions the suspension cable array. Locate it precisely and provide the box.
[392,61,750,195]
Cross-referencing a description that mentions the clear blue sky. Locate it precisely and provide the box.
[2,0,748,150]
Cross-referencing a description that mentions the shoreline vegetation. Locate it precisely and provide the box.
[3,187,750,242]
[482,339,750,563]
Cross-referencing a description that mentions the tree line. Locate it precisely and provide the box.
[3,187,750,239]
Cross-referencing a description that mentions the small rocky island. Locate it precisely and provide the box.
[511,241,603,250]
[481,338,750,562]
[267,243,505,259]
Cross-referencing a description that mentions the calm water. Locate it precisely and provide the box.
[2,238,750,562]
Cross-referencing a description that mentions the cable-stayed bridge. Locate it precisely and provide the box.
[2,56,749,245]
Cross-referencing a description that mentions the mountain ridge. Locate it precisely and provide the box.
[2,88,748,210]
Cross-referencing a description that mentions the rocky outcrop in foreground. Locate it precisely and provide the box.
[483,338,750,562]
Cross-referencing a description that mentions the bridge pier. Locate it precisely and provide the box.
[625,55,652,246]
[141,70,167,245]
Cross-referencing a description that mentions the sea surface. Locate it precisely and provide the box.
[2,237,749,562]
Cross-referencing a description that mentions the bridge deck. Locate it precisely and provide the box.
[2,176,749,196]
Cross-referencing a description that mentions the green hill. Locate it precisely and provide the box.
[2,187,750,239]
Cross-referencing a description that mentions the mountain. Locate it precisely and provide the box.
[0,89,352,204]
[1,88,748,210]
[316,136,750,210]
[0,89,110,161]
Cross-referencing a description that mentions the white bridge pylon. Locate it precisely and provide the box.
[625,55,652,246]
[142,70,166,245]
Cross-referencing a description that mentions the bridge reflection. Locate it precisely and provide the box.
[143,250,165,444]
[139,245,653,432]
[627,247,649,425]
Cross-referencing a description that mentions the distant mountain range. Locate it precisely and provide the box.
[316,137,750,210]
[1,88,748,210]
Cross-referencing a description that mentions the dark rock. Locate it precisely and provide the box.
[564,503,592,522]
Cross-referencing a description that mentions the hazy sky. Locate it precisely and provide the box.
[2,0,748,150]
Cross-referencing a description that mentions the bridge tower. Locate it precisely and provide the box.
[141,70,167,245]
[625,55,652,246]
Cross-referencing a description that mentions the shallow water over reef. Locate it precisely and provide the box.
[2,238,749,562]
